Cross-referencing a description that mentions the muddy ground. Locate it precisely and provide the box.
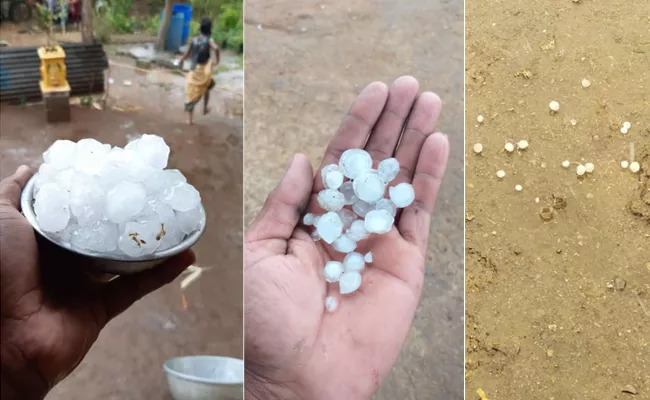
[244,0,464,398]
[465,0,649,399]
[0,30,243,399]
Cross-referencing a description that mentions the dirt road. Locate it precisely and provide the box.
[465,0,649,398]
[244,0,464,398]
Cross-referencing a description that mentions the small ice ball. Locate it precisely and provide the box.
[581,78,591,88]
[339,181,358,205]
[325,170,344,190]
[324,261,344,282]
[311,230,321,241]
[303,213,315,226]
[562,160,570,168]
[105,181,147,223]
[504,142,515,153]
[517,140,529,150]
[70,220,118,252]
[549,101,560,112]
[496,170,506,179]
[629,161,640,173]
[623,121,631,130]
[145,169,187,195]
[515,184,523,192]
[317,189,346,212]
[621,160,629,169]
[389,183,415,208]
[576,164,586,176]
[346,220,369,241]
[117,213,164,256]
[375,198,397,217]
[339,271,362,294]
[364,209,394,234]
[473,143,483,154]
[70,173,106,226]
[127,134,170,169]
[353,172,386,203]
[157,215,185,251]
[332,234,357,253]
[34,163,59,193]
[338,208,357,229]
[621,127,628,135]
[320,164,340,184]
[315,211,344,244]
[55,169,76,191]
[364,252,373,263]
[325,296,338,312]
[584,163,595,173]
[75,138,110,175]
[378,158,400,183]
[34,183,70,232]
[162,182,201,212]
[477,115,484,123]
[352,200,374,218]
[339,149,372,179]
[176,206,203,234]
[43,139,76,168]
[343,252,365,272]
[52,220,78,244]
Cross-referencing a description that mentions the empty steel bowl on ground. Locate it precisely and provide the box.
[163,356,244,400]
[20,174,206,275]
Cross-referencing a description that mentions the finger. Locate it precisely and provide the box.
[398,133,449,253]
[102,250,196,321]
[0,165,33,209]
[313,82,389,192]
[364,76,420,161]
[393,91,442,183]
[247,154,313,246]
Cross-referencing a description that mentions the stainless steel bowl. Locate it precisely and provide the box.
[20,174,206,275]
[163,356,244,400]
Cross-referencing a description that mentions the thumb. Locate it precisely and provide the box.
[0,165,34,210]
[247,154,313,244]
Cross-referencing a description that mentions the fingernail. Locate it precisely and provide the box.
[285,155,296,171]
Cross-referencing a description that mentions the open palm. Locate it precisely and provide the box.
[245,76,449,399]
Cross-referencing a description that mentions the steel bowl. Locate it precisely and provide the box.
[20,174,206,275]
[163,356,244,400]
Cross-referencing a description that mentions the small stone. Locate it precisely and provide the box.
[546,349,554,357]
[621,385,638,395]
[325,296,338,312]
[339,271,362,294]
[324,261,344,282]
[539,206,554,221]
[615,277,626,291]
[548,324,557,332]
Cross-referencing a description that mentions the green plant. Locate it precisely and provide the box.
[143,14,160,36]
[95,0,137,34]
[93,10,113,43]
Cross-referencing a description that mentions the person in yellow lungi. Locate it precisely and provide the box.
[178,18,220,124]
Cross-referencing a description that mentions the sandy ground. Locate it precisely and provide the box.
[465,0,649,399]
[244,0,464,398]
[0,35,244,398]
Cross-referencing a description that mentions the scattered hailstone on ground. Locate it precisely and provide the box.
[581,78,591,88]
[517,140,529,150]
[621,160,630,169]
[549,101,560,112]
[505,142,515,153]
[325,296,338,312]
[576,164,586,176]
[515,185,523,192]
[562,160,571,168]
[629,161,640,173]
[584,163,595,173]
[477,115,484,123]
[308,149,415,306]
[496,170,506,179]
[33,135,204,258]
[473,143,483,154]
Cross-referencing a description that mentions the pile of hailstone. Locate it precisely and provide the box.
[303,149,415,311]
[33,135,203,257]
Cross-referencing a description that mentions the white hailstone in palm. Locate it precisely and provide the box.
[549,101,560,112]
[320,164,339,185]
[117,213,163,257]
[584,163,595,173]
[364,209,394,234]
[504,142,515,153]
[343,252,365,272]
[106,181,147,223]
[339,181,358,205]
[620,160,629,169]
[339,271,362,294]
[375,198,397,217]
[389,183,415,208]
[352,200,374,218]
[517,140,529,150]
[477,115,484,123]
[324,261,344,282]
[353,172,386,203]
[70,221,118,252]
[346,220,369,241]
[303,213,315,226]
[43,140,76,168]
[317,189,346,212]
[338,208,357,229]
[515,184,523,192]
[126,134,170,169]
[162,182,201,212]
[69,173,105,226]
[315,211,344,244]
[496,170,506,179]
[581,78,591,88]
[562,160,571,168]
[378,158,400,183]
[75,138,111,175]
[473,143,483,154]
[311,230,321,241]
[145,169,187,195]
[34,182,70,232]
[339,149,372,179]
[576,164,586,176]
[324,170,344,190]
[175,206,203,234]
[629,161,640,173]
[325,296,338,312]
[364,252,373,263]
[332,234,357,253]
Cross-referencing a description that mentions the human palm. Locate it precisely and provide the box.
[245,76,449,399]
[0,167,194,400]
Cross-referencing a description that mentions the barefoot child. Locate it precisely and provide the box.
[179,18,220,124]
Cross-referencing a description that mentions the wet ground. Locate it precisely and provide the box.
[465,0,649,398]
[244,0,464,398]
[0,32,244,398]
